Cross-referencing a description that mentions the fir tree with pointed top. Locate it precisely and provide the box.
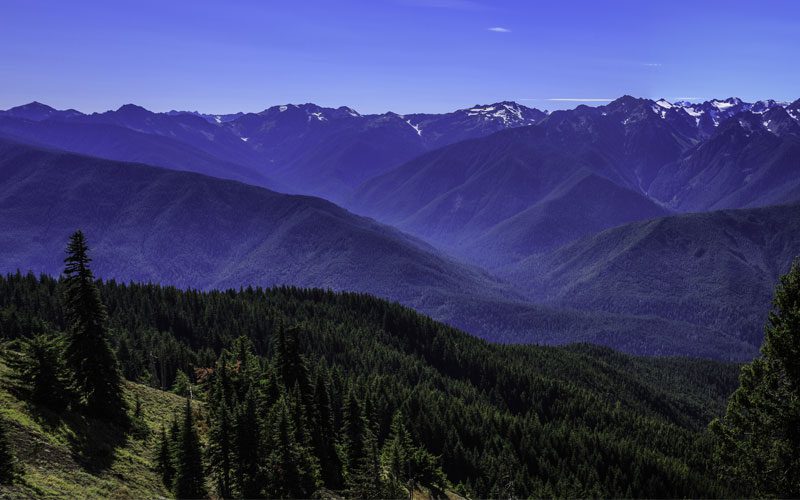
[288,383,312,448]
[169,414,181,447]
[406,446,448,494]
[351,420,385,499]
[207,359,234,498]
[230,336,259,400]
[382,411,414,483]
[61,230,126,422]
[341,386,366,482]
[3,333,71,410]
[172,369,192,397]
[155,425,175,488]
[266,395,319,498]
[234,386,263,498]
[274,325,312,400]
[259,362,281,413]
[312,369,344,489]
[208,398,233,498]
[711,260,800,497]
[341,386,387,495]
[344,390,385,498]
[173,399,206,499]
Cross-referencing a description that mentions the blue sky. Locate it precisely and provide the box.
[1,0,798,114]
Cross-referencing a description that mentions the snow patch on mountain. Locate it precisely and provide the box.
[405,119,422,136]
[643,97,794,131]
[655,99,673,109]
[712,100,734,110]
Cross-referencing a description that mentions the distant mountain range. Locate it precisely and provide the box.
[352,95,800,267]
[0,95,798,361]
[0,102,274,189]
[0,100,545,203]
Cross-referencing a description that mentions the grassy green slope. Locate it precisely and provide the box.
[0,361,190,499]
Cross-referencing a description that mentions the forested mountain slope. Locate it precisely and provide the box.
[649,112,800,211]
[0,140,509,324]
[0,271,741,498]
[351,97,692,263]
[507,203,800,347]
[0,139,757,359]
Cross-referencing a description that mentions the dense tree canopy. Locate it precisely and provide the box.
[0,266,742,498]
[711,260,800,497]
[0,229,762,499]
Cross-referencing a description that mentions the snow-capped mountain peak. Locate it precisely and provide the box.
[641,97,799,132]
[461,101,542,126]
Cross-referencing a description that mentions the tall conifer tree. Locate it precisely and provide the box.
[234,386,263,498]
[312,370,344,489]
[4,333,71,410]
[274,325,312,400]
[155,425,175,488]
[266,395,319,498]
[207,359,234,498]
[382,411,414,483]
[173,399,206,499]
[62,231,126,421]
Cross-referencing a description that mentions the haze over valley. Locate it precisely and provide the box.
[2,95,798,361]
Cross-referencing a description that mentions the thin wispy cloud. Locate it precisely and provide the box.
[673,96,704,101]
[643,63,662,67]
[487,27,510,33]
[400,0,485,10]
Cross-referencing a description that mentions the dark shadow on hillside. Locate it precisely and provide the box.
[65,418,128,473]
[22,397,129,473]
